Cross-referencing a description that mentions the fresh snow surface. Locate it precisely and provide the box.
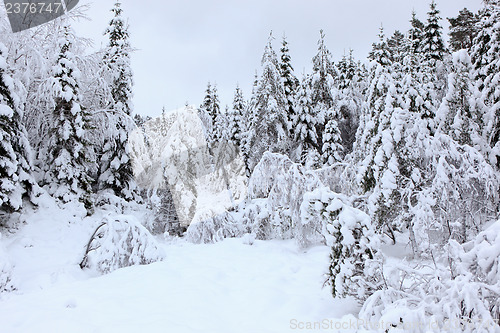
[0,199,358,333]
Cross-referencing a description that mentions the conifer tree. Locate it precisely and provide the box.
[247,33,289,170]
[448,8,479,52]
[292,76,318,165]
[0,43,36,213]
[199,82,221,148]
[98,1,137,200]
[280,35,298,138]
[387,30,407,64]
[229,86,245,148]
[471,0,500,167]
[311,30,336,118]
[438,50,481,146]
[368,25,392,67]
[422,0,447,62]
[408,11,425,53]
[322,116,343,166]
[44,27,93,211]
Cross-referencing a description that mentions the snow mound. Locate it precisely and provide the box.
[80,215,165,274]
[0,235,15,294]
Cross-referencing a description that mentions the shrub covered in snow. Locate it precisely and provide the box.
[80,215,165,274]
[186,211,240,244]
[0,235,15,294]
[301,187,384,302]
[359,220,500,332]
[242,152,324,246]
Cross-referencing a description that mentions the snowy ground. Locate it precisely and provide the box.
[0,200,359,333]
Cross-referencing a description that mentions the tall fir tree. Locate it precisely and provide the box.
[279,35,298,139]
[44,27,93,212]
[368,25,392,67]
[0,43,36,213]
[422,0,447,62]
[292,76,318,165]
[322,115,343,166]
[438,50,482,146]
[199,82,221,148]
[448,8,479,52]
[310,30,337,160]
[247,33,289,170]
[98,1,137,200]
[229,85,245,148]
[387,30,407,64]
[408,11,425,53]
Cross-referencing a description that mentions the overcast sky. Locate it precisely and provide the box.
[72,0,482,118]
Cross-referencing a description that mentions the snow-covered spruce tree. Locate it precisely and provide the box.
[98,1,138,200]
[280,35,298,140]
[199,82,221,149]
[310,30,336,149]
[0,43,36,214]
[438,50,482,147]
[422,0,447,62]
[292,76,319,166]
[448,8,479,52]
[335,50,363,155]
[43,27,93,212]
[387,30,407,65]
[247,33,289,171]
[228,86,245,148]
[355,25,393,193]
[425,50,499,247]
[322,115,343,166]
[368,25,392,67]
[408,10,425,54]
[471,0,500,168]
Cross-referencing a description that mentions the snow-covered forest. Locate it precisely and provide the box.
[0,0,499,332]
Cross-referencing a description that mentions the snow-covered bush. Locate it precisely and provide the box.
[359,221,500,332]
[186,211,240,244]
[80,215,165,274]
[243,152,324,246]
[301,187,384,302]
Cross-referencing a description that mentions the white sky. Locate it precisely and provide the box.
[72,0,482,118]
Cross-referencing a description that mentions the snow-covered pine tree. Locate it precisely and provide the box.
[408,10,425,54]
[292,76,319,166]
[0,43,36,213]
[98,1,137,200]
[422,0,447,62]
[471,0,500,168]
[247,33,289,171]
[448,8,479,52]
[43,27,93,212]
[279,35,298,140]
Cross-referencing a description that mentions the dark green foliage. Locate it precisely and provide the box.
[448,8,479,52]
